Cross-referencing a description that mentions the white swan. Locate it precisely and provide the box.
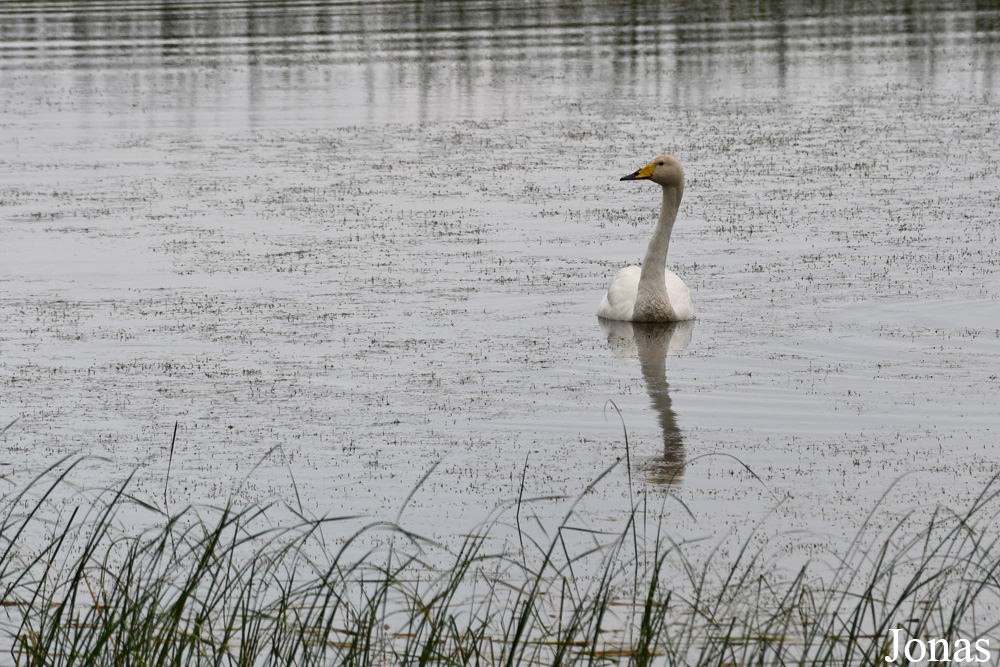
[598,154,695,322]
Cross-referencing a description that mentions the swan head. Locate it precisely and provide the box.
[620,154,683,188]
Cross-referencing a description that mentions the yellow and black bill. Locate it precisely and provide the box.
[620,162,656,181]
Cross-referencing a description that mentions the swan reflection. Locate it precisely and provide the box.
[600,319,694,485]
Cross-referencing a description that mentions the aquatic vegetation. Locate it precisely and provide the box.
[3,453,1000,666]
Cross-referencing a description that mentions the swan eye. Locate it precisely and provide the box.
[658,161,664,166]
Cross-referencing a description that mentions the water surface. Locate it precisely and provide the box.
[2,0,1000,560]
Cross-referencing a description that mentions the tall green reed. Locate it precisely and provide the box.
[2,441,1000,665]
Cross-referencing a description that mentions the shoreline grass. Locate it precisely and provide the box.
[3,450,1000,665]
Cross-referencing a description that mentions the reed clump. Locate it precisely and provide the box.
[2,454,1000,666]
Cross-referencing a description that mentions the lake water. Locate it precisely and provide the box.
[2,0,1000,563]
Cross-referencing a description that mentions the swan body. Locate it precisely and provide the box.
[598,154,695,322]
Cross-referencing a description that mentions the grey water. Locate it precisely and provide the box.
[1,0,1000,555]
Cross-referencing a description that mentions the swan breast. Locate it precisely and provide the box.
[598,267,695,322]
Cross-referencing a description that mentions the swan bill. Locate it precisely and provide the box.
[620,162,656,181]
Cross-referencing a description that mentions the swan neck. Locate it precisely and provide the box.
[640,184,682,284]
